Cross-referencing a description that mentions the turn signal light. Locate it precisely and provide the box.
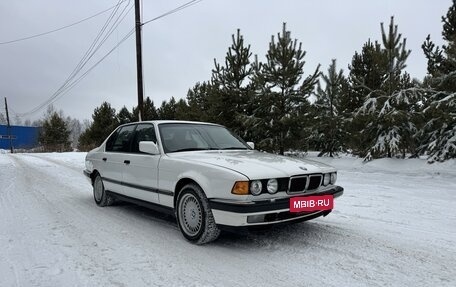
[231,181,249,195]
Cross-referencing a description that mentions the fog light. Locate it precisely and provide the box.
[247,214,265,223]
[267,179,278,194]
[250,180,262,195]
[323,173,330,186]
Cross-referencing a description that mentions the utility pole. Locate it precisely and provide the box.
[4,97,13,153]
[135,0,144,121]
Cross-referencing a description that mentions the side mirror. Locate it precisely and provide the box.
[247,142,255,149]
[139,141,159,155]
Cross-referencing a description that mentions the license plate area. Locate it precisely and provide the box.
[289,195,334,212]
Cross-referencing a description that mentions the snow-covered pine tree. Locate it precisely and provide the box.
[251,23,319,154]
[346,40,388,155]
[420,0,456,162]
[312,59,346,157]
[420,90,456,162]
[356,17,419,159]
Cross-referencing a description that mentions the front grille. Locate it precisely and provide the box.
[288,174,322,193]
[289,176,307,192]
[308,174,322,190]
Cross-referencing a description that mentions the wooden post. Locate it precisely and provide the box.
[135,0,144,121]
[4,97,13,153]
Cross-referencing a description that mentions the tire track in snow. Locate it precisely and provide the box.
[2,155,257,286]
[6,154,100,286]
[0,155,23,287]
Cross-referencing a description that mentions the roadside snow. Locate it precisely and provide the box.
[1,152,455,287]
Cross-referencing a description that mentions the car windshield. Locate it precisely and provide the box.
[158,123,250,153]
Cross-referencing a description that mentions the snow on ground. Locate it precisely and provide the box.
[0,152,455,287]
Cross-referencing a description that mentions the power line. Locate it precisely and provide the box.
[17,0,134,116]
[142,0,202,25]
[0,0,127,45]
[53,1,134,104]
[47,29,136,104]
[16,0,204,117]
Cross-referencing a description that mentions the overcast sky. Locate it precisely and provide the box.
[0,0,452,122]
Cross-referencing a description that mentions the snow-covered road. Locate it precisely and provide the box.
[1,152,455,287]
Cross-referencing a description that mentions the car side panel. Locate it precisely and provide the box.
[157,156,250,208]
[121,153,160,204]
[103,152,125,193]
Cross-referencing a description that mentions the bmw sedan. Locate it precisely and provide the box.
[83,120,344,244]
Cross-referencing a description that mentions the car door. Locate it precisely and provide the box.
[121,123,160,204]
[101,124,136,194]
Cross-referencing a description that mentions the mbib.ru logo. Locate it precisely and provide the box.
[289,195,334,212]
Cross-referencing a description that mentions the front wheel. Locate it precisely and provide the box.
[176,183,220,244]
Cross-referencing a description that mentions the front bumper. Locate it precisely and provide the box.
[209,186,343,227]
[83,169,92,184]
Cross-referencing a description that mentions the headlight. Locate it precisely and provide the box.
[330,172,337,184]
[250,180,263,195]
[266,179,278,194]
[323,173,330,186]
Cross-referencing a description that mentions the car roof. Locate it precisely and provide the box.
[119,120,222,127]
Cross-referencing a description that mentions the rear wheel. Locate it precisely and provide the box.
[176,183,220,244]
[93,174,114,207]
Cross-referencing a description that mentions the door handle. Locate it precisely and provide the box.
[124,160,130,165]
[102,157,107,162]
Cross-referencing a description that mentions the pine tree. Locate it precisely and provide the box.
[347,40,389,155]
[158,97,177,119]
[143,97,159,120]
[186,81,213,122]
[39,112,71,152]
[78,102,118,151]
[175,98,191,120]
[251,23,319,154]
[131,97,158,121]
[210,29,254,136]
[354,17,418,159]
[420,0,456,162]
[312,59,346,156]
[117,106,132,125]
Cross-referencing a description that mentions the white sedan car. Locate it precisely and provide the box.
[83,120,343,244]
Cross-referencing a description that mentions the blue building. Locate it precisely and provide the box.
[0,125,40,150]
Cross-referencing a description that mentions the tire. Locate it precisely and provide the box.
[93,173,114,207]
[176,183,220,244]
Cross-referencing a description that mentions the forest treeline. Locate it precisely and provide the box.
[9,1,454,162]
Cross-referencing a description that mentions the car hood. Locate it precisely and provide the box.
[167,150,335,179]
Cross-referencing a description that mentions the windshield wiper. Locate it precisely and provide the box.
[220,147,248,150]
[170,147,212,153]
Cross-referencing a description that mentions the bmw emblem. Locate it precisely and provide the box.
[299,166,307,171]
